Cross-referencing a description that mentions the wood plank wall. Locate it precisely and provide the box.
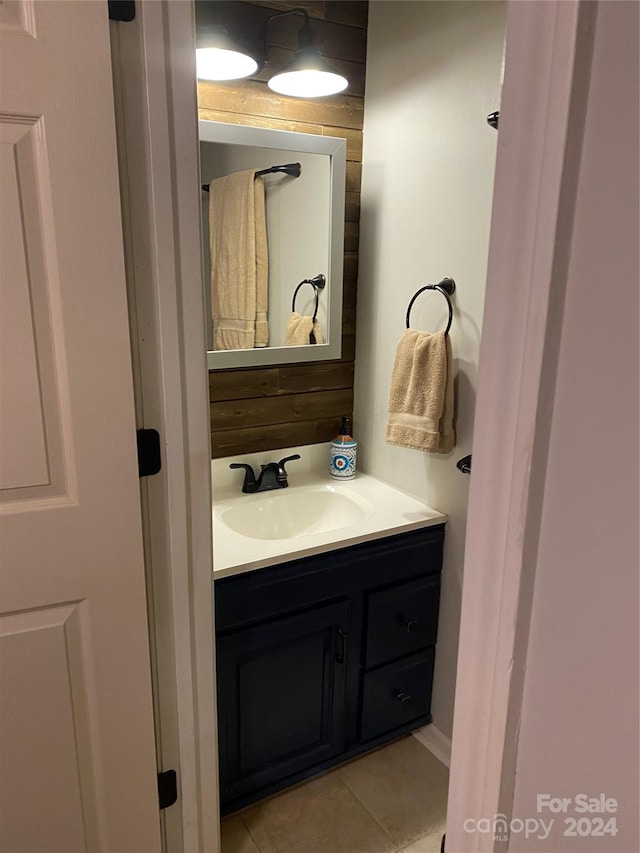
[197,0,367,458]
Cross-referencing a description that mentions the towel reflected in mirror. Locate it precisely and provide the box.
[285,313,324,346]
[209,169,269,350]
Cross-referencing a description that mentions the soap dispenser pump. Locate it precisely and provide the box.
[330,416,357,479]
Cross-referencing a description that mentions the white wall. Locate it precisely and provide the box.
[355,1,506,737]
[509,2,639,849]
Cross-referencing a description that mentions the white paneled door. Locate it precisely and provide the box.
[0,2,161,851]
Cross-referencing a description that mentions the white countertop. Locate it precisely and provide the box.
[212,469,447,579]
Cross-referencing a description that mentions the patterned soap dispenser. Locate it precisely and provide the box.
[330,416,357,479]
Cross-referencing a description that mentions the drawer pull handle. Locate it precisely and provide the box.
[336,627,348,664]
[403,618,419,634]
[396,692,413,705]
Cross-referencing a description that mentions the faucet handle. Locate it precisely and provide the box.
[278,454,301,472]
[229,462,257,493]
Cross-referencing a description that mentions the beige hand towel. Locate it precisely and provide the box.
[209,170,269,350]
[285,312,324,346]
[386,329,454,453]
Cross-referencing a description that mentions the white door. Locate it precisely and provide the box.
[0,2,161,851]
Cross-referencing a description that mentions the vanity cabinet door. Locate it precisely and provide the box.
[217,599,350,810]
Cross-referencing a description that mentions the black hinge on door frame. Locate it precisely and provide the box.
[137,429,162,477]
[108,0,135,22]
[158,769,178,810]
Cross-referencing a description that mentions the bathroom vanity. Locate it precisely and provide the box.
[213,486,445,814]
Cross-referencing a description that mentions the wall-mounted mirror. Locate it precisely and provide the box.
[200,120,346,370]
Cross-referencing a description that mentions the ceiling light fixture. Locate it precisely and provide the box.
[267,10,348,98]
[196,27,258,81]
[194,6,348,98]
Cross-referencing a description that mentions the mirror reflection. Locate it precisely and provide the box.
[199,121,345,370]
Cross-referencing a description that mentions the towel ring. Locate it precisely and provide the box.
[291,273,326,323]
[406,276,456,336]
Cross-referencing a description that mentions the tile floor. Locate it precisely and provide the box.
[220,735,448,853]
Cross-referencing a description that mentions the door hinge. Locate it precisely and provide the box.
[158,769,178,810]
[108,0,135,22]
[137,429,162,477]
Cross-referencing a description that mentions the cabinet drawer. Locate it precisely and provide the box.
[360,651,434,742]
[365,575,440,668]
[215,526,444,633]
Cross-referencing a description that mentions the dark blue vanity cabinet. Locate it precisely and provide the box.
[214,524,445,815]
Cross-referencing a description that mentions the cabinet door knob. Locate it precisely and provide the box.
[396,692,413,705]
[403,618,419,633]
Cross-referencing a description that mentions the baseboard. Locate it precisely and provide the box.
[412,723,452,768]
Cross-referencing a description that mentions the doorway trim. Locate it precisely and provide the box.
[110,2,219,851]
[446,2,597,850]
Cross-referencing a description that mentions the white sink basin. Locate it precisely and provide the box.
[211,467,447,577]
[220,484,375,541]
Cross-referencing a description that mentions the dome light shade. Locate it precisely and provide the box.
[196,28,258,81]
[268,20,348,98]
[268,65,348,98]
[196,47,258,81]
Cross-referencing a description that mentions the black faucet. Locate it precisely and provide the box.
[229,454,301,494]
